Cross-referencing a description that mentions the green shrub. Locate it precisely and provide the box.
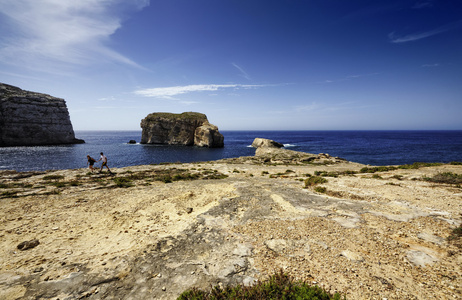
[49,181,66,188]
[113,177,134,188]
[447,225,462,242]
[304,176,328,187]
[159,175,172,183]
[424,172,462,185]
[359,166,397,173]
[314,186,327,193]
[43,175,65,181]
[314,170,357,177]
[447,224,462,249]
[398,162,442,169]
[177,270,343,300]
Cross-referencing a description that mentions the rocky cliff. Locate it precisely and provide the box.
[140,112,224,148]
[0,83,84,146]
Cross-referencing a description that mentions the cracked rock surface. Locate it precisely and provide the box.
[1,152,461,299]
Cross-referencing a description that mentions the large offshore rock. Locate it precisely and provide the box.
[0,83,84,146]
[140,112,224,148]
[194,122,224,148]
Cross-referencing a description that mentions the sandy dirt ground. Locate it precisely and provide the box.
[0,152,461,299]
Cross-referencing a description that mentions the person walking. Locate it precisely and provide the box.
[97,152,112,173]
[86,155,97,172]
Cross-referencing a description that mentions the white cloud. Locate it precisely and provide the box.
[319,73,379,84]
[295,102,320,112]
[412,1,433,9]
[134,84,265,99]
[0,0,149,71]
[389,19,462,43]
[232,63,251,81]
[422,63,440,67]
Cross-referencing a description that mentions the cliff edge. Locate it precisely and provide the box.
[0,83,84,146]
[140,112,224,148]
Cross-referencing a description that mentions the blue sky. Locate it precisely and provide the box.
[0,0,461,131]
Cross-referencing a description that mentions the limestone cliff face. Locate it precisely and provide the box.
[0,83,84,146]
[140,112,224,148]
[194,122,224,148]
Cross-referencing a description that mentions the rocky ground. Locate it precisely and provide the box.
[0,147,461,299]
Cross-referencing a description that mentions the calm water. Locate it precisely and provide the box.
[1,130,461,172]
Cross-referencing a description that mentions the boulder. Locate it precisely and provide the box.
[140,112,224,148]
[194,122,224,148]
[0,83,84,146]
[251,138,284,148]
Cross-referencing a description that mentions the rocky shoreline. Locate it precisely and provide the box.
[1,145,461,299]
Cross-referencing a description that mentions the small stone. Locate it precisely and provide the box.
[162,286,166,291]
[186,207,193,214]
[17,239,40,251]
[340,250,364,262]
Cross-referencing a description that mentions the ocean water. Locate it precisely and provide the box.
[0,130,461,172]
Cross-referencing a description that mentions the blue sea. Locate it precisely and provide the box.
[1,131,462,172]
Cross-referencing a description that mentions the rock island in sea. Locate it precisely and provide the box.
[0,83,84,146]
[140,112,224,148]
[0,139,461,299]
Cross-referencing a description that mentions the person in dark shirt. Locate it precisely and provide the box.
[86,155,96,172]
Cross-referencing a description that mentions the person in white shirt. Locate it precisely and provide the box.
[97,152,112,173]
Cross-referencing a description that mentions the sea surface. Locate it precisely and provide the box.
[1,130,462,172]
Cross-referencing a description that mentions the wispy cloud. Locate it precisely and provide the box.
[0,0,149,71]
[295,102,320,112]
[134,84,266,99]
[422,63,440,67]
[319,73,380,84]
[412,1,433,9]
[232,63,251,81]
[389,19,462,43]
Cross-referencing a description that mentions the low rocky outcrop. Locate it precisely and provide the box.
[250,138,346,165]
[0,83,84,146]
[140,112,224,148]
[251,138,284,149]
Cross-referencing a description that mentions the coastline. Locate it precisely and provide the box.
[1,150,461,299]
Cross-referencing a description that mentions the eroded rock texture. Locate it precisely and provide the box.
[0,83,84,146]
[140,112,224,148]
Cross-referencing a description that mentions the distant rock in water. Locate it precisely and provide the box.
[0,83,84,146]
[128,140,136,144]
[251,138,284,148]
[140,112,224,148]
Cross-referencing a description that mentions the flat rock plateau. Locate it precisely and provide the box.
[1,148,461,299]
